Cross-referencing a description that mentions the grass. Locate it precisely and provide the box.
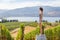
[0,22,60,40]
[0,22,38,31]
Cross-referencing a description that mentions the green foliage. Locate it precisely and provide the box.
[0,22,38,31]
[20,23,25,40]
[16,23,25,40]
[45,25,60,40]
[0,22,60,40]
[20,23,25,29]
[0,22,20,31]
[55,20,59,23]
[24,25,60,40]
[45,29,53,40]
[0,24,14,40]
[16,26,40,40]
[25,22,38,27]
[24,26,40,40]
[16,29,22,40]
[53,25,60,40]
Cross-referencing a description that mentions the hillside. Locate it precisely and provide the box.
[0,6,60,17]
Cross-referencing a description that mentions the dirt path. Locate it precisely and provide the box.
[10,25,54,40]
[10,28,19,38]
[10,26,36,40]
[45,25,54,30]
[24,26,36,34]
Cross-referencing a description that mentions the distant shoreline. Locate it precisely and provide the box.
[0,17,60,22]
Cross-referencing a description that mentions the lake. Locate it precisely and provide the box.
[5,17,60,22]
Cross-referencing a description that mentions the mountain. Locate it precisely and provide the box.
[0,6,60,17]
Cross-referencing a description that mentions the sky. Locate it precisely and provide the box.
[0,0,60,10]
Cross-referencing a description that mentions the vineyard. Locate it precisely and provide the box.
[0,22,60,40]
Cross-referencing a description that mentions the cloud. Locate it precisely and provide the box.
[46,1,60,7]
[0,0,60,9]
[0,0,16,3]
[0,1,44,9]
[0,0,60,3]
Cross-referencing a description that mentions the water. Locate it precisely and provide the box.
[5,17,60,22]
